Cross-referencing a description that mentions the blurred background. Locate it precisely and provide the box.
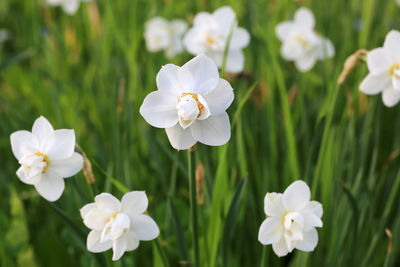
[1,0,400,266]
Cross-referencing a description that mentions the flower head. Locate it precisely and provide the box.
[140,54,234,150]
[80,191,160,261]
[258,180,323,257]
[275,7,334,72]
[183,6,250,73]
[10,116,83,201]
[359,30,400,107]
[144,17,188,58]
[46,0,92,15]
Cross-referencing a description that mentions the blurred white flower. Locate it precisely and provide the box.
[0,29,9,43]
[398,0,400,6]
[258,180,323,257]
[46,0,92,15]
[140,54,234,150]
[10,116,83,201]
[183,6,250,73]
[80,192,159,261]
[360,30,400,107]
[275,7,335,72]
[144,17,187,59]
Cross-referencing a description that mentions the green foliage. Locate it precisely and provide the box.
[1,0,400,266]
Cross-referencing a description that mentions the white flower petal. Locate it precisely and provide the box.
[83,208,112,231]
[178,67,196,92]
[62,0,80,15]
[225,50,245,73]
[359,73,390,95]
[382,87,400,107]
[183,28,207,55]
[272,237,290,257]
[80,203,97,218]
[258,217,283,245]
[34,169,65,202]
[121,191,148,217]
[294,228,319,252]
[165,123,197,150]
[190,113,231,146]
[156,64,183,96]
[317,38,335,59]
[16,166,41,185]
[49,152,83,178]
[264,192,285,217]
[43,129,75,160]
[294,7,315,29]
[282,180,311,211]
[303,213,323,231]
[295,53,317,72]
[87,230,113,253]
[139,91,179,128]
[130,214,160,241]
[230,28,250,50]
[203,79,234,116]
[383,30,400,62]
[171,19,187,36]
[213,6,236,36]
[367,48,392,75]
[276,22,294,42]
[10,130,38,160]
[193,12,216,28]
[32,116,54,148]
[95,193,121,212]
[112,235,128,261]
[125,230,140,251]
[181,54,219,95]
[302,201,323,218]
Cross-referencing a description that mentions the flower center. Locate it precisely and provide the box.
[390,64,400,79]
[206,35,214,45]
[101,213,130,242]
[34,152,49,173]
[178,93,204,117]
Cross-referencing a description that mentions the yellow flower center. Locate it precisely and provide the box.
[34,152,49,173]
[390,63,400,79]
[178,93,204,118]
[106,213,118,223]
[206,35,214,45]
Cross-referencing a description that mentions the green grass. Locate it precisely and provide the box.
[1,0,400,266]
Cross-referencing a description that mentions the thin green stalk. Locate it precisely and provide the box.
[188,150,200,267]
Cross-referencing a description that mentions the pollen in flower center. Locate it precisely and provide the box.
[390,64,400,79]
[101,212,130,242]
[206,35,214,45]
[34,152,49,173]
[177,93,204,118]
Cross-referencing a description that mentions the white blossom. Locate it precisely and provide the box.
[140,54,234,150]
[144,17,188,58]
[275,7,334,72]
[258,180,323,257]
[183,6,250,73]
[80,192,160,261]
[10,116,83,201]
[46,0,92,15]
[360,30,400,107]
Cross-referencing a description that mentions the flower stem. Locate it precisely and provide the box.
[188,150,200,266]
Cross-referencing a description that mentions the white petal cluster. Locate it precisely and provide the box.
[258,181,323,257]
[80,192,160,261]
[140,54,234,150]
[46,0,92,15]
[275,7,334,72]
[359,30,400,107]
[144,17,188,58]
[10,116,83,201]
[183,6,250,73]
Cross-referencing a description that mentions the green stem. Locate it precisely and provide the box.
[188,150,200,266]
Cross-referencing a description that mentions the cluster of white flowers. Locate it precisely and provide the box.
[144,6,250,73]
[46,0,92,15]
[275,7,335,72]
[359,30,400,107]
[258,181,323,256]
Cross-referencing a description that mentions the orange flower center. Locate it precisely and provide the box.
[178,93,204,118]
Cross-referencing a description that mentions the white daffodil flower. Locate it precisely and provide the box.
[46,0,92,15]
[10,116,83,201]
[183,6,250,73]
[258,180,323,257]
[80,192,160,261]
[359,30,400,107]
[275,7,335,72]
[140,54,234,150]
[144,17,188,59]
